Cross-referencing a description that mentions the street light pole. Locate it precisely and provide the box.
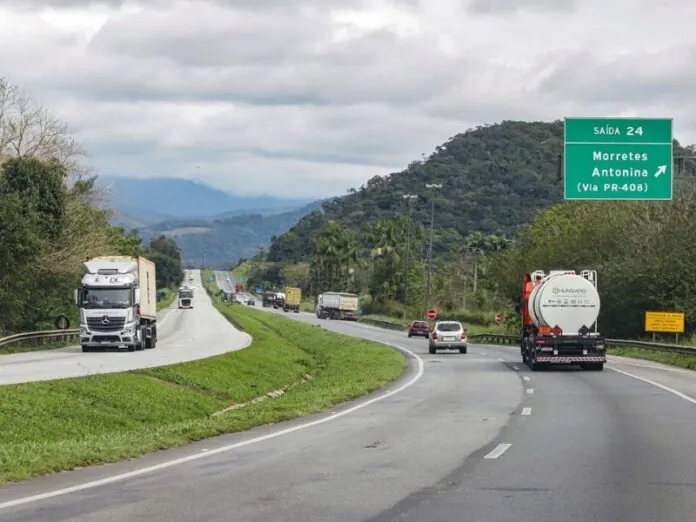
[402,194,417,319]
[425,183,442,315]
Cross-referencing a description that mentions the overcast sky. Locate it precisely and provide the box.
[1,0,694,198]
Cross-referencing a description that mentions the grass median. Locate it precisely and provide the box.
[0,294,406,484]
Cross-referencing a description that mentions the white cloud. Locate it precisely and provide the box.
[1,0,696,198]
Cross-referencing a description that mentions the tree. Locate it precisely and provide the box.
[0,77,84,174]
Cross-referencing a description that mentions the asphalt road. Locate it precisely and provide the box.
[0,270,251,385]
[1,271,696,521]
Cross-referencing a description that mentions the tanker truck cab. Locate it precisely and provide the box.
[75,256,157,353]
[520,269,606,371]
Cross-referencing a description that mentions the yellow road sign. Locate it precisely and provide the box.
[645,311,685,333]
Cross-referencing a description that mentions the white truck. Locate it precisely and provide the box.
[178,286,194,309]
[75,256,158,353]
[316,292,359,320]
[518,269,605,371]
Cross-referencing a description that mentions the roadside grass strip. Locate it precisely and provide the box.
[0,292,406,484]
[608,347,696,371]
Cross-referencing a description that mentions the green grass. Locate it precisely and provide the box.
[607,347,696,371]
[157,287,177,311]
[0,278,406,484]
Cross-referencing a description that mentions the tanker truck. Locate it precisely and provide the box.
[517,269,605,371]
[75,256,158,353]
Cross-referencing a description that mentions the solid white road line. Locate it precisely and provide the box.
[484,443,512,459]
[522,376,530,382]
[609,367,696,406]
[522,407,532,415]
[0,341,425,511]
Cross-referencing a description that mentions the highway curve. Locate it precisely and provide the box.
[0,270,250,385]
[1,272,696,521]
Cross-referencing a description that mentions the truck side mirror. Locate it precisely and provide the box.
[74,289,79,305]
[134,288,141,305]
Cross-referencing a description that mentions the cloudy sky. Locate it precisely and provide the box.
[0,0,694,198]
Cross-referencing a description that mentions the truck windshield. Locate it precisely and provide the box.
[179,290,193,298]
[81,288,131,309]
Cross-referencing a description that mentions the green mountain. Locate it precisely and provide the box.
[266,120,565,262]
[266,119,696,264]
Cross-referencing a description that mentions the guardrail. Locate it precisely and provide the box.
[0,329,79,349]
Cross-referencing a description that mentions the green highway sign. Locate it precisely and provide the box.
[564,117,673,200]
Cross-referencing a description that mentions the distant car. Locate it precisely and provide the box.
[407,320,430,338]
[428,321,467,354]
[246,299,255,306]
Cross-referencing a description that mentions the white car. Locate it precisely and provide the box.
[428,321,467,354]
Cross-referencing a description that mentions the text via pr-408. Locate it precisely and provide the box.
[576,183,649,193]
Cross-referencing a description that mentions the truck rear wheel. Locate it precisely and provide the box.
[145,325,157,349]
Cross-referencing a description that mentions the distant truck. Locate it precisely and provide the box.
[262,291,276,308]
[283,287,301,313]
[517,269,605,371]
[316,292,359,320]
[178,286,194,309]
[75,256,158,353]
[235,282,243,293]
[274,292,286,309]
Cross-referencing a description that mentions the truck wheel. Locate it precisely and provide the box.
[81,345,91,353]
[429,345,436,354]
[148,326,157,349]
[459,347,467,354]
[135,326,146,351]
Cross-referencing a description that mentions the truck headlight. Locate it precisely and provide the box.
[122,324,135,335]
[79,326,88,335]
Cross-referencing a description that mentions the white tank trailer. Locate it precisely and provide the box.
[518,269,606,371]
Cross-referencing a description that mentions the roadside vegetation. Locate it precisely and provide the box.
[0,273,405,484]
[0,77,184,338]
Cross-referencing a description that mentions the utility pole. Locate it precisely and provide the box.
[402,194,418,319]
[425,183,443,314]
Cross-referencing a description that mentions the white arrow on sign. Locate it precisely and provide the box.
[654,165,667,178]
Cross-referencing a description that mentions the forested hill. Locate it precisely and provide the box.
[267,119,696,263]
[267,120,564,263]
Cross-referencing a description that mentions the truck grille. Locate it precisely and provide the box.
[87,316,125,331]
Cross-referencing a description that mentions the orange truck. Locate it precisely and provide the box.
[517,269,605,371]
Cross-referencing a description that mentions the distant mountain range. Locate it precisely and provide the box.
[99,176,315,228]
[99,176,326,267]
